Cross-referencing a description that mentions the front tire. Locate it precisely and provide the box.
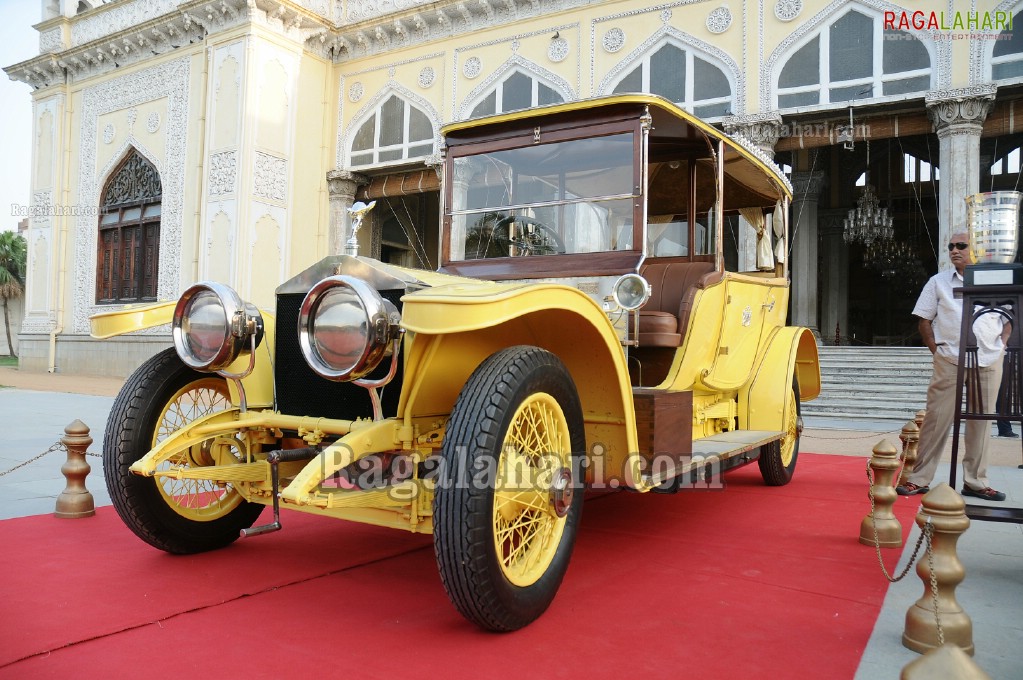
[433,346,585,631]
[103,348,263,554]
[758,378,802,486]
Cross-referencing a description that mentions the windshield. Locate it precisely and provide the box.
[447,132,637,260]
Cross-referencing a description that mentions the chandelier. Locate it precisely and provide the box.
[843,140,894,246]
[843,183,894,246]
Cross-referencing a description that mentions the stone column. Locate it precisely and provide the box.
[818,212,850,344]
[326,169,368,255]
[723,113,785,272]
[925,86,996,269]
[790,171,826,335]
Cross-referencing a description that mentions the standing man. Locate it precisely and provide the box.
[897,232,1008,501]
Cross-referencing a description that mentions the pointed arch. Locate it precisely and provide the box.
[984,2,1023,83]
[95,146,162,304]
[598,26,740,117]
[766,1,936,111]
[457,55,574,120]
[343,82,441,169]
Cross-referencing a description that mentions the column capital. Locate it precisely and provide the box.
[326,169,368,199]
[723,112,784,156]
[790,170,826,199]
[925,85,996,138]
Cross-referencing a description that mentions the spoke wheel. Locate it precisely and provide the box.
[434,346,585,631]
[493,393,571,587]
[151,377,242,521]
[104,348,263,554]
[758,378,802,486]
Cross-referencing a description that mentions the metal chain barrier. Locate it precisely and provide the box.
[0,441,101,478]
[865,460,945,645]
[806,428,903,441]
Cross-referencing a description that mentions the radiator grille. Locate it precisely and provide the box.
[274,290,405,421]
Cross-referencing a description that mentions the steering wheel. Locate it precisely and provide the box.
[495,215,566,256]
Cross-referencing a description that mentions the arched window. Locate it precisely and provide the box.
[350,94,434,168]
[776,9,931,108]
[96,149,162,304]
[611,42,733,118]
[469,69,565,118]
[992,11,1023,80]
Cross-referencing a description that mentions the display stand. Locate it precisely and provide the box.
[950,264,1023,523]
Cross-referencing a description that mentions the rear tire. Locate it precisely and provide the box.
[103,348,263,554]
[758,378,801,486]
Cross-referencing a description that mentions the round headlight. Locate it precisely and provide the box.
[172,282,263,372]
[612,273,651,311]
[298,276,399,381]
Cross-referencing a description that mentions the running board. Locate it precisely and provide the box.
[641,430,784,488]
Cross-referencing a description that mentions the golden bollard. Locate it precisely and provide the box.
[898,419,920,486]
[902,483,973,655]
[915,409,926,429]
[900,643,991,679]
[859,439,902,548]
[54,419,96,519]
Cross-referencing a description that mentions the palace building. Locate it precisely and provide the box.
[6,0,1023,375]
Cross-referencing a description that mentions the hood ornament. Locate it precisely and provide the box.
[345,200,377,256]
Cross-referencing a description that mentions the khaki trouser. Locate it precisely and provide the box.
[908,353,1001,491]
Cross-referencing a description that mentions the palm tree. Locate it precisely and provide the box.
[0,231,27,357]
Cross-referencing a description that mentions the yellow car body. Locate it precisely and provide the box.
[93,94,820,631]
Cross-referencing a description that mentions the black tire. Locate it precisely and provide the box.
[433,346,585,631]
[103,348,263,554]
[758,378,802,486]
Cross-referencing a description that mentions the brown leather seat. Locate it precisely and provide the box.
[638,261,716,347]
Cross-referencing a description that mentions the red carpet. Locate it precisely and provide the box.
[0,453,918,679]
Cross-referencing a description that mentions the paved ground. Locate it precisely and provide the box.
[1,365,1020,678]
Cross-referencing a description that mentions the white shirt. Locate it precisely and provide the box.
[912,269,1007,367]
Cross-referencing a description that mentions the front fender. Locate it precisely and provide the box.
[90,301,177,339]
[400,281,642,487]
[741,326,820,431]
[90,302,277,409]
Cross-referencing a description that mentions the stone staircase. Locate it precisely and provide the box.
[802,346,933,429]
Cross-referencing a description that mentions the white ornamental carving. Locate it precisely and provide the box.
[548,36,569,63]
[39,28,63,54]
[253,152,287,204]
[208,151,237,196]
[349,81,364,102]
[347,0,430,23]
[661,9,672,22]
[70,0,178,48]
[74,56,190,335]
[146,112,161,133]
[418,66,436,88]
[602,28,625,54]
[102,123,115,144]
[706,7,732,34]
[463,56,482,79]
[32,190,52,227]
[774,0,803,22]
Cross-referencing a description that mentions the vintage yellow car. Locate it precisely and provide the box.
[92,94,821,632]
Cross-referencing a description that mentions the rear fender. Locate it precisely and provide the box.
[740,327,820,430]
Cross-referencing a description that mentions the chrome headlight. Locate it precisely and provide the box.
[298,275,400,381]
[612,273,651,311]
[172,282,264,372]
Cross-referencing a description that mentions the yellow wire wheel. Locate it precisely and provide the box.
[434,346,585,632]
[103,348,263,554]
[492,393,572,587]
[758,378,802,486]
[151,377,239,521]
